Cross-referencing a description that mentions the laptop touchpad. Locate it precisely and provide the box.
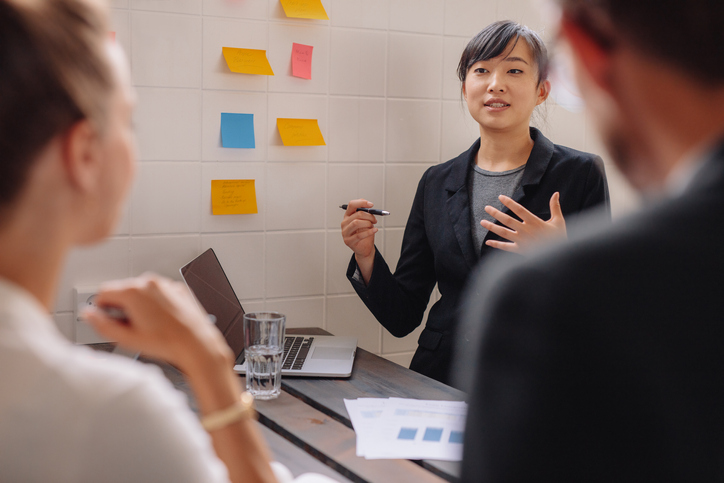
[311,347,351,360]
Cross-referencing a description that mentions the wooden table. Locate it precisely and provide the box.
[255,328,465,482]
[127,328,467,482]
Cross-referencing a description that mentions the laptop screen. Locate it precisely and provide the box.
[180,248,246,361]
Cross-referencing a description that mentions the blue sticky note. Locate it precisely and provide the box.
[221,112,255,149]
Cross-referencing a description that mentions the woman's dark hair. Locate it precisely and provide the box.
[457,20,549,87]
[0,0,112,211]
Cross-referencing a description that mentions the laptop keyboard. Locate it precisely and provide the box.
[237,335,314,370]
[282,336,314,371]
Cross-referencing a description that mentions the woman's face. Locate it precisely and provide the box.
[463,39,549,136]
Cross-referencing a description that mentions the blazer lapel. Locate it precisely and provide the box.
[446,139,480,270]
[510,127,554,203]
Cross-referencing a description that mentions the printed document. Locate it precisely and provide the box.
[343,398,467,461]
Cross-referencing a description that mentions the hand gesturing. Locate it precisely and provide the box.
[481,192,567,253]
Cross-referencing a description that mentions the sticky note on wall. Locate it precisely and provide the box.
[221,113,255,149]
[222,47,274,75]
[211,180,258,215]
[291,43,313,80]
[277,118,326,146]
[280,0,329,20]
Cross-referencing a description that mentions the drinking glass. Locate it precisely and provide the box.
[243,312,285,400]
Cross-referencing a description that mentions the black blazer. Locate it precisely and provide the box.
[458,139,724,481]
[347,128,610,386]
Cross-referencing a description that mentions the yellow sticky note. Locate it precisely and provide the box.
[222,47,274,76]
[277,118,326,146]
[211,180,258,215]
[280,0,329,20]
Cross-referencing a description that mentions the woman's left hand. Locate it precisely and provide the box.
[481,192,567,253]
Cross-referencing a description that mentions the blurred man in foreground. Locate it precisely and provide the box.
[458,0,724,480]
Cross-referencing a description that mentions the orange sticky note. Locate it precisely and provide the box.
[211,179,258,215]
[291,43,313,80]
[280,0,329,20]
[277,118,326,146]
[222,47,274,76]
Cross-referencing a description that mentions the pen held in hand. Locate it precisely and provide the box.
[99,306,217,325]
[339,204,390,216]
[99,305,129,324]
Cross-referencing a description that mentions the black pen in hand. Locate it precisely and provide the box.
[339,204,390,216]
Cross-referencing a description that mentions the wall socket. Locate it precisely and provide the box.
[74,286,113,344]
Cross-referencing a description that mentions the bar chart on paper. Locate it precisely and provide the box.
[344,398,468,461]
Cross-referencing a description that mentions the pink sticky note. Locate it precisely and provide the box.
[291,43,313,80]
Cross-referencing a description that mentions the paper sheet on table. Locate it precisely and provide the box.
[291,43,313,80]
[211,179,258,215]
[344,398,387,457]
[222,47,274,75]
[344,398,467,461]
[280,0,329,20]
[276,118,325,146]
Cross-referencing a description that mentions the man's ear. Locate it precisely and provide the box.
[559,14,614,94]
[61,119,101,193]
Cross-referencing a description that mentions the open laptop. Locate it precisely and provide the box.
[180,248,357,378]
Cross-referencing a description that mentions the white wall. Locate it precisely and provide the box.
[53,0,639,368]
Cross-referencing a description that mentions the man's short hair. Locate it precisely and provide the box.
[558,0,724,84]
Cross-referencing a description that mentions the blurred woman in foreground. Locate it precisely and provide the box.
[0,0,275,481]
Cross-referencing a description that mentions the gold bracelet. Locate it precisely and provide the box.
[201,392,256,432]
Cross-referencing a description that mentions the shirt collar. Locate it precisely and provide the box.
[665,133,724,198]
[665,145,715,198]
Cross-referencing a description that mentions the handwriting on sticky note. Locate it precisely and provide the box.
[211,180,258,215]
[222,47,274,75]
[277,118,326,146]
[280,0,329,20]
[291,43,313,80]
[221,113,255,149]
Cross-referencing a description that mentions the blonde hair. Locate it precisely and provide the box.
[0,0,113,206]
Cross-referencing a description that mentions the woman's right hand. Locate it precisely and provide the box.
[341,199,379,284]
[82,274,231,374]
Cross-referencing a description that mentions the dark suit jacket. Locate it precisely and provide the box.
[347,128,610,386]
[458,139,724,481]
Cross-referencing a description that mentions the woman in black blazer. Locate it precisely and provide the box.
[341,21,610,386]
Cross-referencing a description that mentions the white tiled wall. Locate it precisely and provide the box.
[55,0,638,369]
